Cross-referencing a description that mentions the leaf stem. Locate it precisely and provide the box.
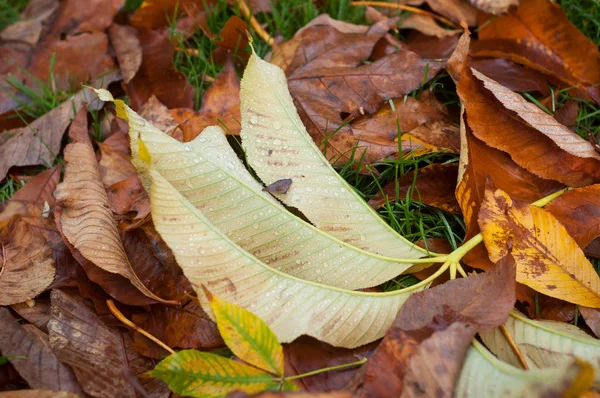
[283,357,367,381]
[236,0,274,46]
[499,325,529,370]
[531,188,568,207]
[106,299,176,355]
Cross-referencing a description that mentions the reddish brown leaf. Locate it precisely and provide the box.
[356,255,516,396]
[545,185,600,249]
[425,0,478,26]
[398,14,460,38]
[580,307,600,338]
[470,58,549,94]
[0,219,55,306]
[471,0,600,104]
[54,108,176,305]
[181,58,241,140]
[0,391,80,398]
[131,300,223,358]
[125,28,194,110]
[48,289,169,397]
[0,308,82,394]
[48,0,123,35]
[457,65,600,187]
[140,95,185,139]
[212,16,249,65]
[107,176,150,230]
[11,299,52,333]
[406,32,459,60]
[98,142,139,187]
[108,24,142,84]
[469,0,519,14]
[369,163,460,213]
[131,0,205,29]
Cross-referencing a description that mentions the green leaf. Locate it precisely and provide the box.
[239,51,428,259]
[206,289,285,376]
[146,166,426,348]
[94,88,436,290]
[150,350,280,398]
[455,341,594,397]
[480,310,600,389]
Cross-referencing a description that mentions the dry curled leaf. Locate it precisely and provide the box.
[108,24,142,83]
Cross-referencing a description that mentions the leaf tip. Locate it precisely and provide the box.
[138,134,152,165]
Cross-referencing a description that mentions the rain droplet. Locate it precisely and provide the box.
[360,234,366,242]
[252,223,260,230]
[273,121,282,130]
[185,179,193,188]
[273,138,281,146]
[250,115,259,124]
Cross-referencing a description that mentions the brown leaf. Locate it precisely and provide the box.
[545,185,600,249]
[181,58,241,140]
[48,289,169,398]
[425,0,478,26]
[285,22,446,163]
[263,178,293,194]
[140,95,184,138]
[470,58,549,94]
[0,219,55,306]
[457,65,600,187]
[357,255,516,396]
[0,308,82,394]
[471,0,600,104]
[131,300,223,358]
[580,307,600,338]
[469,0,519,14]
[125,28,194,110]
[48,0,124,35]
[478,181,600,307]
[131,0,204,29]
[53,108,176,305]
[369,163,460,213]
[284,336,378,393]
[399,14,460,38]
[108,24,142,83]
[455,111,561,270]
[107,176,151,230]
[11,299,52,333]
[98,142,139,187]
[212,16,249,66]
[0,391,81,398]
[406,32,459,60]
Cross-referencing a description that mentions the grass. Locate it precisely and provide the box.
[0,0,28,30]
[0,177,24,201]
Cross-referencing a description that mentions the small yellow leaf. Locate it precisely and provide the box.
[137,135,151,165]
[94,88,128,121]
[204,287,285,377]
[478,181,600,307]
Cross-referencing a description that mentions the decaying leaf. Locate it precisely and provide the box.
[97,88,429,290]
[240,52,429,260]
[469,0,519,15]
[358,254,516,397]
[0,308,82,394]
[53,108,175,305]
[478,181,600,307]
[48,289,168,398]
[0,219,55,306]
[180,58,241,139]
[480,310,600,388]
[263,178,293,194]
[455,341,594,397]
[146,164,424,348]
[107,24,142,84]
[472,0,600,104]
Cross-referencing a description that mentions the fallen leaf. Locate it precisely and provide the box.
[263,178,293,194]
[212,16,249,65]
[131,0,203,29]
[108,24,142,83]
[544,185,600,249]
[11,299,52,333]
[240,51,430,259]
[472,0,600,104]
[131,300,223,358]
[0,308,82,394]
[125,28,194,110]
[0,219,54,306]
[369,163,460,213]
[140,95,184,138]
[53,107,176,305]
[478,181,600,307]
[181,58,241,139]
[425,0,478,26]
[48,0,124,35]
[480,310,600,388]
[405,31,459,60]
[0,391,81,398]
[457,66,600,187]
[398,13,460,38]
[106,176,150,229]
[48,289,169,397]
[469,0,519,14]
[580,306,600,338]
[357,254,516,397]
[207,289,285,376]
[98,142,139,187]
[0,79,115,182]
[456,341,594,397]
[470,58,549,94]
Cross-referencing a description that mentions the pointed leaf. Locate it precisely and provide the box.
[96,88,426,290]
[478,182,600,307]
[150,350,281,398]
[53,108,176,305]
[207,290,284,376]
[479,311,600,389]
[455,341,594,397]
[239,51,427,259]
[147,167,424,348]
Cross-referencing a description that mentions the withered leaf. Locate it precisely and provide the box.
[478,181,600,307]
[357,255,516,397]
[457,65,600,187]
[181,58,241,140]
[48,289,169,398]
[11,299,52,333]
[469,0,519,14]
[424,0,478,26]
[0,308,82,394]
[369,163,460,213]
[470,58,549,94]
[0,219,55,306]
[98,142,139,187]
[0,391,80,398]
[580,306,600,338]
[108,24,142,84]
[472,0,600,104]
[131,0,203,30]
[53,108,176,305]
